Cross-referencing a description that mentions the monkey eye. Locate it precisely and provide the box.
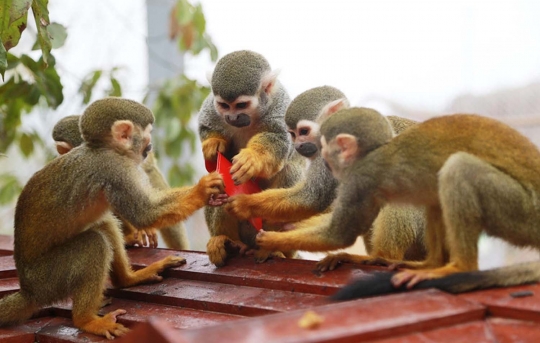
[144,143,152,154]
[236,102,249,109]
[218,102,230,110]
[299,128,310,136]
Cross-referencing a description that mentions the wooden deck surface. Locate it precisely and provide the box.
[0,234,538,342]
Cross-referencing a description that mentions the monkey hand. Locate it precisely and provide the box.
[202,137,227,161]
[255,230,285,251]
[125,228,159,248]
[248,248,286,264]
[230,148,267,185]
[224,194,260,220]
[317,252,378,272]
[208,193,229,207]
[207,235,248,267]
[196,172,225,201]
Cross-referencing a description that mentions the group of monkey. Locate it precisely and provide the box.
[1,49,540,339]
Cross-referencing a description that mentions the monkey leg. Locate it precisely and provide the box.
[160,222,190,250]
[35,224,129,339]
[393,152,535,288]
[205,206,248,267]
[103,220,186,289]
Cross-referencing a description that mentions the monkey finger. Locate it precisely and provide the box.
[391,270,417,288]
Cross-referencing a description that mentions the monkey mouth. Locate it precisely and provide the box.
[225,113,251,127]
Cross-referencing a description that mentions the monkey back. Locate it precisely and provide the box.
[80,98,154,146]
[211,50,271,102]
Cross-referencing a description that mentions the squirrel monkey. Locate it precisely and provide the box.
[198,50,305,266]
[52,115,189,249]
[227,86,425,266]
[0,98,225,339]
[304,107,540,300]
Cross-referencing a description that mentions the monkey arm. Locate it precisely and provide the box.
[226,158,338,222]
[256,179,379,252]
[107,165,223,230]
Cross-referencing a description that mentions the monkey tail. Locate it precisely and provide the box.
[331,261,540,301]
[0,291,39,326]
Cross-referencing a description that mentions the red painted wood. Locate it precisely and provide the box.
[51,298,244,329]
[0,317,55,343]
[144,289,485,343]
[0,277,20,296]
[116,318,188,343]
[107,277,327,316]
[126,247,383,295]
[364,321,496,343]
[0,255,17,278]
[488,317,540,342]
[0,235,14,255]
[459,283,540,321]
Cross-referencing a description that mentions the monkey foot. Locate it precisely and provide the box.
[77,309,129,340]
[253,249,286,263]
[391,265,459,289]
[207,235,248,267]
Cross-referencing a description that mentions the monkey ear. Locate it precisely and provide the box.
[55,142,73,155]
[335,133,358,163]
[319,98,350,122]
[261,69,281,95]
[111,120,134,146]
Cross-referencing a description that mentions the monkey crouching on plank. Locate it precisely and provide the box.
[52,114,190,250]
[300,107,540,301]
[0,98,225,339]
[198,50,305,266]
[231,86,425,267]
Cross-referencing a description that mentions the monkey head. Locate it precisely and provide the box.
[284,86,349,159]
[210,50,279,128]
[80,97,155,163]
[52,115,83,155]
[320,107,393,180]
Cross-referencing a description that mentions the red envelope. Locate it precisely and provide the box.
[205,152,263,231]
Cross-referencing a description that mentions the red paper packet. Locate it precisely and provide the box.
[205,152,263,231]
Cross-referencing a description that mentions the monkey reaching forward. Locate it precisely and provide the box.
[52,115,190,250]
[198,50,305,266]
[288,107,540,300]
[228,86,425,266]
[0,98,224,339]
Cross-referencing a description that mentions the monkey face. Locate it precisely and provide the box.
[289,120,321,159]
[214,95,259,128]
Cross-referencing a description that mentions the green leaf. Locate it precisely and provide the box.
[31,0,52,67]
[78,70,102,104]
[47,22,67,49]
[18,132,33,157]
[0,37,7,80]
[108,76,122,97]
[0,174,22,205]
[192,4,205,34]
[175,0,193,25]
[0,0,31,51]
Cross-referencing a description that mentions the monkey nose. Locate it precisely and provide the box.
[225,114,251,128]
[296,143,318,158]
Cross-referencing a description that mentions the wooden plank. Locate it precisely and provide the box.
[0,235,14,255]
[126,289,485,343]
[0,317,55,343]
[126,247,383,296]
[459,283,540,321]
[488,317,540,343]
[0,277,19,296]
[51,298,244,330]
[364,321,496,343]
[107,277,327,316]
[0,255,16,278]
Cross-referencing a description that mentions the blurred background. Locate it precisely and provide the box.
[1,0,539,268]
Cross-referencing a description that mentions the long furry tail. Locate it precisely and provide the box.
[331,261,540,301]
[0,292,39,326]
